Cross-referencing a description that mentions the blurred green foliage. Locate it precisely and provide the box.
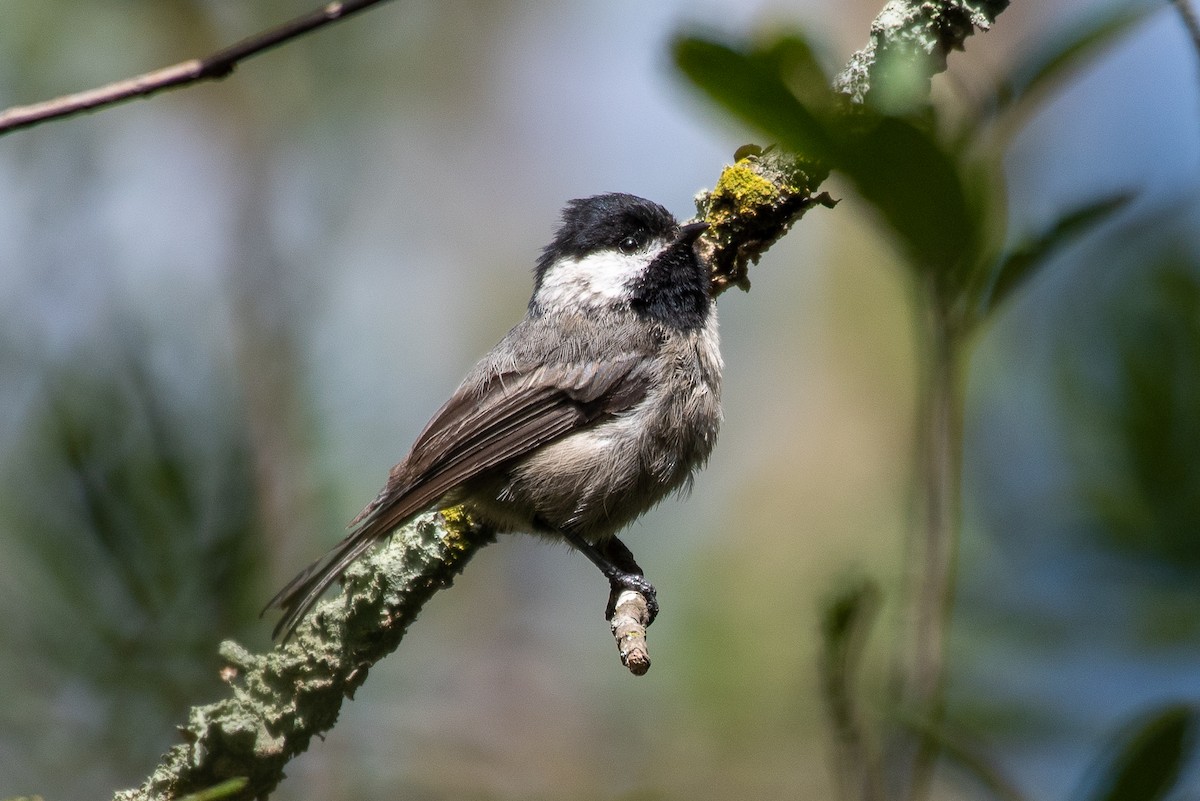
[1065,259,1200,569]
[0,2,1197,801]
[0,335,266,784]
[1074,704,1197,801]
[674,6,1197,801]
[673,7,1151,332]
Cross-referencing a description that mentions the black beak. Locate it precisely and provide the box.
[677,220,708,245]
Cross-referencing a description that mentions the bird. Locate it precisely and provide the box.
[267,192,723,641]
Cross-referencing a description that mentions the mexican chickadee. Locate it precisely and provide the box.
[269,193,722,641]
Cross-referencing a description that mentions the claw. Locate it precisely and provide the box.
[605,573,658,624]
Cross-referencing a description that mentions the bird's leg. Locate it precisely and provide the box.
[599,536,659,623]
[556,529,659,624]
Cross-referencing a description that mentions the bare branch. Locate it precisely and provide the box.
[1176,0,1200,79]
[0,0,398,136]
[609,590,654,675]
[1178,0,1200,47]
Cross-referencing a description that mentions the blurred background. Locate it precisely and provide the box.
[1,1,1198,799]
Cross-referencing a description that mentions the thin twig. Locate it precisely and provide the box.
[829,5,1008,799]
[1176,0,1200,84]
[610,590,653,675]
[0,0,398,136]
[893,295,964,801]
[1177,0,1200,49]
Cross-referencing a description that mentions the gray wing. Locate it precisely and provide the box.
[268,352,653,640]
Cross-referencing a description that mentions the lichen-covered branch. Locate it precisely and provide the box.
[693,1,1009,294]
[114,511,494,801]
[833,0,1011,104]
[695,149,836,296]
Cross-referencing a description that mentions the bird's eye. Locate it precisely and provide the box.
[618,236,641,254]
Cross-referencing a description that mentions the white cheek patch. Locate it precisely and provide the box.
[535,248,655,310]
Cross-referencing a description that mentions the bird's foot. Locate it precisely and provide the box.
[605,572,658,624]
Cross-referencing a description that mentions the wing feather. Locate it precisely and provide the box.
[267,351,653,640]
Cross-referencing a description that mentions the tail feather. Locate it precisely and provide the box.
[266,480,435,641]
[264,532,381,642]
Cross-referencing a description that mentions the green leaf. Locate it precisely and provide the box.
[818,577,883,800]
[819,577,881,660]
[178,778,249,801]
[675,30,985,290]
[1079,704,1197,801]
[1062,262,1200,571]
[900,720,1031,801]
[837,115,978,279]
[673,34,835,161]
[990,5,1155,125]
[757,33,834,108]
[981,193,1131,315]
